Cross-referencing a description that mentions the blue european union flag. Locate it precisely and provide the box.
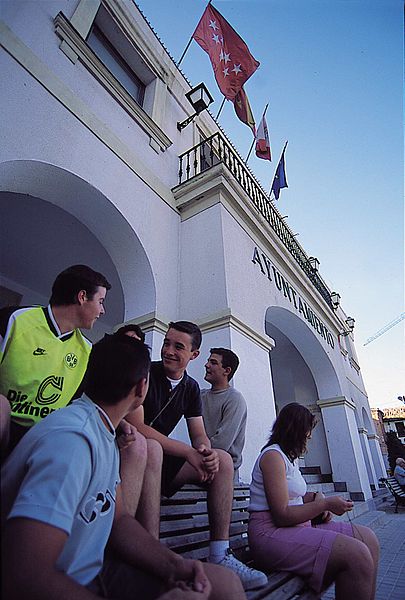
[271,142,288,200]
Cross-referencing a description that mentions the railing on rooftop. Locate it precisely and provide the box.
[178,132,333,309]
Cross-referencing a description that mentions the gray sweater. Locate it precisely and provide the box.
[201,387,247,470]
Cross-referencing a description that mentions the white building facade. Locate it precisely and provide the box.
[0,0,386,498]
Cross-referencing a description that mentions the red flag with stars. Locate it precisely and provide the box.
[193,4,260,100]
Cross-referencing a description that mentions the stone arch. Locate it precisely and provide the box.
[265,306,343,475]
[362,406,373,432]
[265,306,342,401]
[0,159,156,339]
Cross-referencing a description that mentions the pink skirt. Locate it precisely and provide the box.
[248,510,354,593]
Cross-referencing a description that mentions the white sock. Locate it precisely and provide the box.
[209,540,229,563]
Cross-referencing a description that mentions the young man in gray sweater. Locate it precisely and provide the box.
[201,348,247,482]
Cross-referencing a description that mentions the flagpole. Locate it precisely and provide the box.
[216,97,226,119]
[268,140,288,198]
[246,103,268,162]
[245,139,255,163]
[178,0,212,66]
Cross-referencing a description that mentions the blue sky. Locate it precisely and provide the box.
[136,0,404,409]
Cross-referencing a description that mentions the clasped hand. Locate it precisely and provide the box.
[314,491,354,518]
[116,419,137,450]
[166,558,211,599]
[187,445,220,483]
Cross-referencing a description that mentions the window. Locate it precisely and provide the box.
[395,421,405,438]
[54,0,171,151]
[87,24,145,106]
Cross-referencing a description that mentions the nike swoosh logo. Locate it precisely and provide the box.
[33,348,47,356]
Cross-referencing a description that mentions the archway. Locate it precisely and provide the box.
[0,160,156,340]
[265,306,343,475]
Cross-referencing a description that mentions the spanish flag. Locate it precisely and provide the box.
[233,86,256,134]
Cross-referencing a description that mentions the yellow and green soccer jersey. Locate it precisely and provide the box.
[0,306,91,427]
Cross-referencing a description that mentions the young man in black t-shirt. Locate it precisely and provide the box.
[126,321,267,592]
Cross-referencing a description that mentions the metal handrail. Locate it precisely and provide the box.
[178,132,333,309]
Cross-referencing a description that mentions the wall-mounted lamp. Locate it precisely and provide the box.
[340,316,355,336]
[308,256,320,272]
[330,291,341,310]
[177,82,214,131]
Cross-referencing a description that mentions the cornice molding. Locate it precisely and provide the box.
[115,309,275,352]
[317,396,356,410]
[197,308,275,352]
[116,312,169,335]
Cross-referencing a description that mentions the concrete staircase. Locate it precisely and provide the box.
[302,467,389,531]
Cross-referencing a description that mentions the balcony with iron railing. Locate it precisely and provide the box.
[178,131,333,309]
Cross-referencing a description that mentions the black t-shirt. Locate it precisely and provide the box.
[143,361,202,436]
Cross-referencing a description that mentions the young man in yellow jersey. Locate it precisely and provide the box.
[0,264,110,456]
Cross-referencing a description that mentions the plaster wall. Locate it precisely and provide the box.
[0,59,180,321]
[219,207,352,392]
[178,203,228,320]
[319,399,372,498]
[0,0,193,187]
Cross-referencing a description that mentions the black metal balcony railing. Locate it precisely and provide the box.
[178,132,333,309]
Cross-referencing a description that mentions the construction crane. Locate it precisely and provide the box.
[363,312,405,346]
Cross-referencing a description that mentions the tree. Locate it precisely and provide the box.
[385,430,405,472]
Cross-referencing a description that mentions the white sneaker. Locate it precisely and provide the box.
[215,549,268,590]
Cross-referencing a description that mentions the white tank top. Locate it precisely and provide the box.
[249,444,307,511]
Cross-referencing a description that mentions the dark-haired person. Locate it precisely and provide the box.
[110,321,162,536]
[0,264,110,457]
[201,348,247,481]
[248,402,379,600]
[1,335,245,600]
[114,323,145,343]
[126,321,267,591]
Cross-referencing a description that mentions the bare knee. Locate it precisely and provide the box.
[216,449,234,477]
[121,431,148,467]
[203,562,245,600]
[325,534,374,585]
[353,524,379,564]
[354,541,374,578]
[146,439,163,472]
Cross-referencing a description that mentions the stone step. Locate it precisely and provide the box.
[300,466,321,475]
[307,483,336,494]
[304,474,333,484]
